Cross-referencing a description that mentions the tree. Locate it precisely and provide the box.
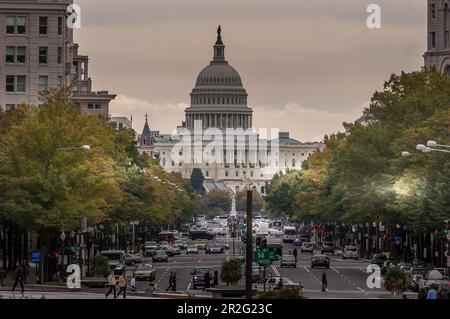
[235,190,265,213]
[190,168,205,193]
[201,190,232,216]
[91,255,110,277]
[384,267,409,296]
[220,260,242,286]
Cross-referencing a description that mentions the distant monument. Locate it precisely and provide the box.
[230,195,237,216]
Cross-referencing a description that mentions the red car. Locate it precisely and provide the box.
[152,250,168,263]
[311,254,330,269]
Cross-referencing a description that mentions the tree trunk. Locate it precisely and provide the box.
[1,224,7,269]
[7,225,13,270]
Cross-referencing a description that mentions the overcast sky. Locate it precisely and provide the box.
[74,0,426,142]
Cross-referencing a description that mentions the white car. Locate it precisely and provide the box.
[342,246,359,260]
[268,228,283,236]
[257,276,300,290]
[300,242,314,254]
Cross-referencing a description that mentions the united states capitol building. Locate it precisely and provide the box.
[138,27,324,195]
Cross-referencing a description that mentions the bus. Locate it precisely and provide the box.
[282,226,297,243]
[158,231,175,244]
[267,237,283,261]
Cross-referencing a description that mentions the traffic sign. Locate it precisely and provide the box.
[253,249,272,266]
[32,252,42,263]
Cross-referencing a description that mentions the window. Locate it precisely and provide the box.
[5,75,26,93]
[6,16,26,34]
[58,76,64,88]
[58,47,63,64]
[16,76,26,92]
[292,159,296,167]
[446,31,450,49]
[39,17,48,35]
[95,103,101,109]
[39,47,48,64]
[17,17,26,34]
[88,103,94,109]
[17,47,26,63]
[6,76,15,92]
[6,47,15,63]
[431,4,436,19]
[58,17,63,35]
[225,171,229,177]
[431,32,436,49]
[235,171,239,177]
[250,171,254,177]
[6,16,15,34]
[205,171,209,177]
[38,76,48,92]
[5,104,15,111]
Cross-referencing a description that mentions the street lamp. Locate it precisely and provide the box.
[60,231,66,271]
[427,140,450,149]
[417,144,450,154]
[401,151,413,158]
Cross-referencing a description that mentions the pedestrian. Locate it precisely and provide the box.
[171,272,177,292]
[166,272,174,292]
[11,264,25,294]
[130,276,137,292]
[203,271,211,292]
[321,271,328,292]
[213,270,219,288]
[426,285,437,299]
[293,248,298,263]
[105,271,117,299]
[417,288,427,299]
[117,272,128,299]
[22,260,29,284]
[0,268,7,287]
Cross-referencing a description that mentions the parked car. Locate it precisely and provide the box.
[133,263,156,281]
[186,245,199,255]
[124,253,142,266]
[165,245,182,257]
[152,250,168,263]
[311,254,330,269]
[342,245,359,260]
[144,241,158,257]
[280,255,297,268]
[321,241,335,254]
[191,267,214,289]
[371,254,387,267]
[219,241,230,250]
[300,242,314,254]
[205,243,224,254]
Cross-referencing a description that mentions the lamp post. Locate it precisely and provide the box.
[60,231,66,272]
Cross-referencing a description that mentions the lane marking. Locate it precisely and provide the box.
[332,267,340,274]
[271,265,280,276]
[357,287,366,293]
[303,266,311,273]
[187,282,191,292]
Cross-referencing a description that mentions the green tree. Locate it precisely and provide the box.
[190,168,205,193]
[202,190,232,216]
[220,260,242,286]
[235,190,265,213]
[384,267,409,296]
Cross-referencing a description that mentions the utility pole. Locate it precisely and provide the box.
[245,190,253,299]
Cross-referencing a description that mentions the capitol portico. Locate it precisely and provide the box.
[138,27,324,195]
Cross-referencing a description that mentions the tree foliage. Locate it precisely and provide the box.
[265,69,450,231]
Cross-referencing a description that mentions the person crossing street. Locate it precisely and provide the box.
[321,270,328,292]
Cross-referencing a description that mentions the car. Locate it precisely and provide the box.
[173,239,188,250]
[186,245,199,254]
[381,260,396,275]
[321,241,335,254]
[371,254,387,267]
[409,274,424,292]
[268,228,283,237]
[144,241,158,257]
[342,245,359,260]
[152,250,168,263]
[179,225,191,236]
[124,253,142,266]
[190,230,214,240]
[293,238,303,246]
[300,242,314,254]
[133,263,156,281]
[99,250,126,276]
[158,241,170,250]
[258,276,300,290]
[191,267,214,289]
[205,243,224,254]
[219,241,230,250]
[280,255,297,268]
[311,254,330,269]
[194,241,207,250]
[165,245,182,257]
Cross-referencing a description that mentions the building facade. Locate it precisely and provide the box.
[424,0,450,75]
[0,0,116,115]
[139,27,323,194]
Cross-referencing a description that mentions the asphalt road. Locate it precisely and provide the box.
[126,233,411,299]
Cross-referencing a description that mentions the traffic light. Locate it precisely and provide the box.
[256,236,261,250]
[261,237,268,250]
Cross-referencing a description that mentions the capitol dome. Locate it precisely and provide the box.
[185,26,253,131]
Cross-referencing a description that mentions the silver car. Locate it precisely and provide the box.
[280,255,297,268]
[342,246,359,260]
[300,242,314,254]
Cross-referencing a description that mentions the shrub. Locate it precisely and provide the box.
[258,287,306,299]
[91,255,110,277]
[384,267,409,295]
[220,260,242,285]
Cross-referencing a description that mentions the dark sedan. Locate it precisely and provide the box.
[311,254,330,269]
[191,267,214,290]
[371,254,387,267]
[152,250,168,263]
